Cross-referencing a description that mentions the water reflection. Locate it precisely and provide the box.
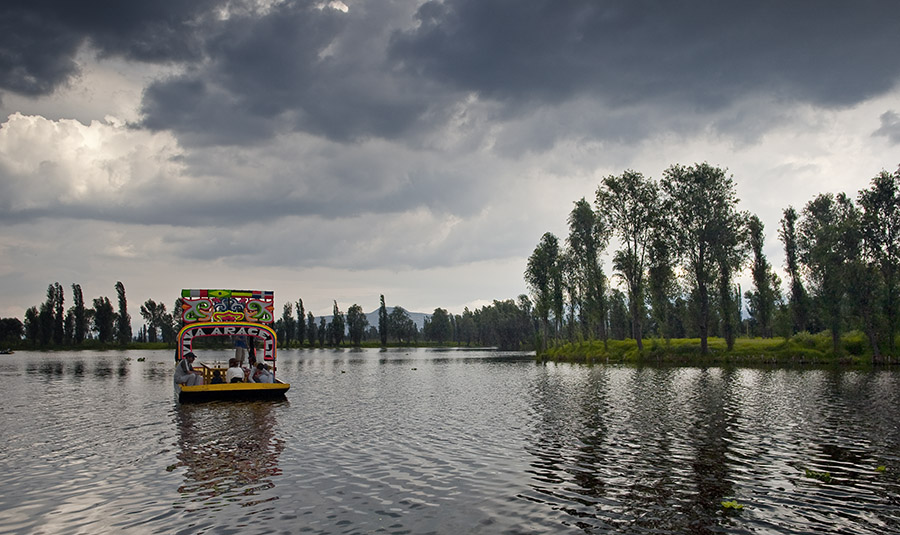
[172,401,286,510]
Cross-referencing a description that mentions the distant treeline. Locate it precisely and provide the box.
[525,161,900,361]
[0,286,535,351]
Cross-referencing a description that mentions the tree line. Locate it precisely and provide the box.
[524,161,900,359]
[0,286,537,352]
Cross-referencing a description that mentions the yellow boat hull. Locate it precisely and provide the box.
[177,380,290,402]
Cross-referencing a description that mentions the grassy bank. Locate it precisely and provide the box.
[540,330,898,366]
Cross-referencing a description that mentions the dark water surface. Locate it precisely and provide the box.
[1,349,899,534]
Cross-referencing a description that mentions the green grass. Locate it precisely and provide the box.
[541,330,883,365]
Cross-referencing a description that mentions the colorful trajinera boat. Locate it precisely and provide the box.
[175,289,290,402]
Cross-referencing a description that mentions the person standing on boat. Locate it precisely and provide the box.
[174,352,204,386]
[234,335,248,366]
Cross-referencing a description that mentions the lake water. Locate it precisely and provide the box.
[1,348,899,534]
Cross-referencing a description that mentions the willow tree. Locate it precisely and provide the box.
[596,171,657,350]
[662,163,743,355]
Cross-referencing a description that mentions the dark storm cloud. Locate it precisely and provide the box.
[3,0,899,148]
[389,0,900,109]
[0,0,218,96]
[138,1,432,145]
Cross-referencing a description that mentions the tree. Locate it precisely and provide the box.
[647,231,677,342]
[780,207,810,334]
[24,307,39,346]
[307,312,318,347]
[331,301,345,346]
[318,317,327,347]
[858,168,900,355]
[566,198,610,343]
[798,193,857,354]
[347,304,368,346]
[525,232,563,349]
[53,282,64,345]
[140,299,168,343]
[713,209,748,351]
[389,306,415,344]
[296,299,306,348]
[458,307,476,346]
[114,281,132,345]
[0,317,23,346]
[379,295,388,346]
[597,171,658,350]
[744,214,779,337]
[425,308,452,344]
[93,296,115,343]
[38,284,55,346]
[72,283,85,344]
[662,163,743,354]
[281,303,295,347]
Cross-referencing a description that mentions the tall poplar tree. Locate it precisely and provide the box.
[662,162,743,355]
[744,214,779,337]
[526,232,563,348]
[566,198,610,342]
[858,169,900,355]
[281,303,294,347]
[93,296,115,343]
[780,207,809,334]
[379,294,388,346]
[72,283,85,344]
[296,299,306,348]
[331,301,345,346]
[798,193,856,354]
[115,281,132,345]
[53,282,64,345]
[596,171,657,350]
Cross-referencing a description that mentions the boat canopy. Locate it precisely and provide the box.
[176,289,277,362]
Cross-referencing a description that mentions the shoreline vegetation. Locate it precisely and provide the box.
[540,330,897,366]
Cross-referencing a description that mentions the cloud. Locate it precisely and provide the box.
[390,1,900,108]
[874,110,900,145]
[0,0,218,96]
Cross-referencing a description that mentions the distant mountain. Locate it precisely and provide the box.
[317,306,429,331]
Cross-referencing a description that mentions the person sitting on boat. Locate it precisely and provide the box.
[226,358,245,383]
[174,352,204,386]
[210,369,225,384]
[251,362,274,383]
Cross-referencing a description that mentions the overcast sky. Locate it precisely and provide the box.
[1,0,899,322]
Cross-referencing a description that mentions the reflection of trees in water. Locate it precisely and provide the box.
[525,367,739,533]
[172,402,286,509]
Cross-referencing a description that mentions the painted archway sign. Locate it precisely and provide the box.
[177,322,277,362]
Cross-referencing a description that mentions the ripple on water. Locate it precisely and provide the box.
[2,352,900,534]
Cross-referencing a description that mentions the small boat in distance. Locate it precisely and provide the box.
[175,289,290,402]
